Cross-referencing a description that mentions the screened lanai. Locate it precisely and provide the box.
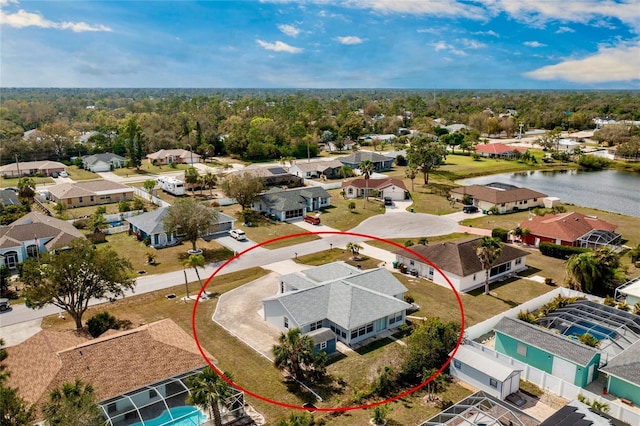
[536,300,640,361]
[577,229,621,249]
[99,368,246,426]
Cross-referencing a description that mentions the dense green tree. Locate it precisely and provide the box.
[407,137,447,185]
[120,115,144,169]
[184,167,200,194]
[220,174,263,211]
[21,239,134,329]
[566,248,622,295]
[0,265,11,297]
[475,237,503,295]
[277,411,316,426]
[41,379,102,426]
[16,177,35,201]
[163,198,219,252]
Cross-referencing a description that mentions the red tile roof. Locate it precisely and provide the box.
[475,143,528,155]
[520,212,618,243]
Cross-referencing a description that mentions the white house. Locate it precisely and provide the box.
[252,186,330,222]
[394,237,529,293]
[341,177,409,201]
[450,345,521,400]
[262,262,411,347]
[450,183,547,214]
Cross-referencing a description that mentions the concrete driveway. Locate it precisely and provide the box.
[212,272,282,360]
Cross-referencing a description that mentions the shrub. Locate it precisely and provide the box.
[404,240,414,247]
[86,232,106,244]
[577,155,611,170]
[87,312,119,338]
[395,154,407,166]
[118,200,131,212]
[371,366,396,397]
[517,310,537,324]
[404,294,415,304]
[539,242,589,259]
[603,296,616,306]
[491,228,509,242]
[487,205,499,215]
[73,218,89,230]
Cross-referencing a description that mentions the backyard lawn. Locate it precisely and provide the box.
[110,163,192,177]
[66,165,100,181]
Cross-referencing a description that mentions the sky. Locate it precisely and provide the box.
[1,0,639,89]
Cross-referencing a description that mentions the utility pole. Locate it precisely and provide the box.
[518,122,524,141]
[15,154,20,177]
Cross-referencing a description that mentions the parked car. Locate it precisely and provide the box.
[384,197,393,206]
[462,205,479,213]
[59,171,69,178]
[51,172,59,178]
[0,298,10,311]
[303,215,321,225]
[229,229,247,241]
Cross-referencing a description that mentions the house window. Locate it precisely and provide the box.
[284,317,289,328]
[341,330,346,338]
[108,403,117,414]
[79,197,83,203]
[501,203,505,207]
[348,188,353,195]
[515,258,522,265]
[149,389,157,398]
[409,260,414,266]
[309,320,323,331]
[453,360,461,369]
[517,343,527,357]
[366,323,373,334]
[533,198,538,202]
[389,312,403,325]
[351,330,358,339]
[26,245,39,258]
[489,378,498,388]
[90,196,94,202]
[428,267,434,276]
[473,274,476,281]
[320,341,327,350]
[285,209,303,219]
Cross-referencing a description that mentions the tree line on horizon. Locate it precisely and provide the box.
[1,89,639,165]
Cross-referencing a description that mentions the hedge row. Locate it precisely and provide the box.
[539,242,589,259]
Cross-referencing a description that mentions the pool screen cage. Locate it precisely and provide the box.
[536,300,640,360]
[99,368,246,426]
[576,229,621,249]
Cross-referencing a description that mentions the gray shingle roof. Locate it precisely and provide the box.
[264,262,410,330]
[126,208,234,236]
[258,186,330,212]
[0,189,20,206]
[600,339,640,386]
[82,153,126,166]
[494,317,599,367]
[307,328,336,345]
[340,151,393,165]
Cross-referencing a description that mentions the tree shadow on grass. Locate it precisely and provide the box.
[356,337,395,356]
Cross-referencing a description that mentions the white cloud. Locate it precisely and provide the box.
[335,35,364,45]
[474,30,499,37]
[486,0,640,32]
[524,41,547,48]
[0,7,111,32]
[278,24,301,37]
[430,41,467,56]
[556,26,575,34]
[346,0,487,20]
[525,42,640,83]
[461,38,486,49]
[256,39,303,53]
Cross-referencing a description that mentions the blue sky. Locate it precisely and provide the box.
[1,0,639,89]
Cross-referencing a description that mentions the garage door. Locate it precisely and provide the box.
[552,357,576,384]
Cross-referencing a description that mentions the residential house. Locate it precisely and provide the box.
[233,165,303,187]
[359,134,397,145]
[393,237,529,293]
[47,180,134,208]
[600,340,640,406]
[474,143,528,159]
[126,207,235,248]
[0,189,20,207]
[339,151,394,171]
[326,139,357,152]
[444,124,468,133]
[82,152,127,172]
[450,345,521,400]
[494,316,601,387]
[262,262,411,348]
[252,186,330,222]
[520,211,620,248]
[450,183,547,214]
[616,276,640,306]
[288,159,344,179]
[0,160,66,178]
[341,177,409,201]
[146,149,201,165]
[0,212,84,269]
[2,319,241,425]
[539,400,629,426]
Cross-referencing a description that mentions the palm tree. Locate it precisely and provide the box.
[566,252,600,293]
[184,167,200,195]
[42,379,102,426]
[346,242,363,260]
[203,172,217,197]
[359,160,374,202]
[272,328,317,381]
[475,237,503,295]
[405,165,418,192]
[184,254,205,298]
[187,367,234,426]
[17,177,36,200]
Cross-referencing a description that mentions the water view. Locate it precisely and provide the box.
[460,169,640,218]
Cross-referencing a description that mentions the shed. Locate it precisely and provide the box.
[450,345,521,400]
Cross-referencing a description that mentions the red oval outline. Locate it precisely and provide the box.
[191,230,465,412]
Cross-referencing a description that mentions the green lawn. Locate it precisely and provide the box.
[66,165,100,181]
[110,163,192,177]
[241,220,320,249]
[1,175,53,188]
[295,248,383,270]
[321,189,386,230]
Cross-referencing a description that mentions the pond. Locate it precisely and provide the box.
[460,169,640,218]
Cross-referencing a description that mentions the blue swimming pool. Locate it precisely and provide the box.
[565,321,616,341]
[131,405,206,426]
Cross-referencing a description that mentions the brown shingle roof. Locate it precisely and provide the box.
[394,237,529,277]
[47,180,133,200]
[520,211,618,242]
[0,212,84,250]
[5,319,215,409]
[450,184,547,204]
